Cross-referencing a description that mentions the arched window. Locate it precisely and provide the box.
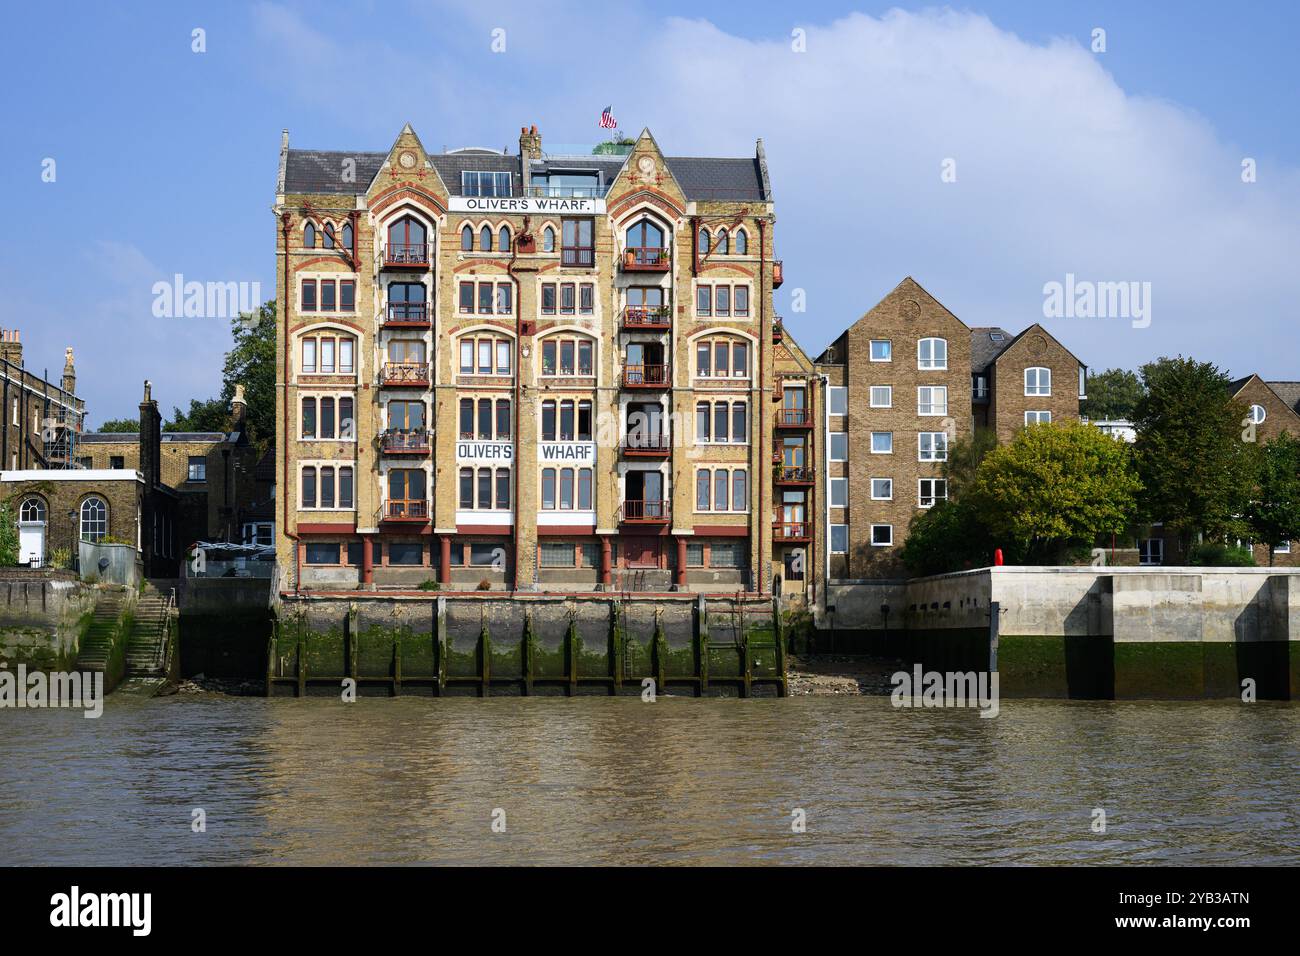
[341,222,353,248]
[19,497,46,523]
[80,496,108,542]
[543,226,555,252]
[479,225,492,251]
[716,229,729,255]
[1025,367,1052,396]
[918,337,948,370]
[498,225,511,253]
[303,222,316,248]
[461,225,473,251]
[699,227,710,254]
[734,228,748,255]
[387,216,427,256]
[626,219,664,252]
[323,223,335,249]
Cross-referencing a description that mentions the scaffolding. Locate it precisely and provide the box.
[41,404,83,469]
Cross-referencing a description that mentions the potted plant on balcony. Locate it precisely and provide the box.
[623,249,637,269]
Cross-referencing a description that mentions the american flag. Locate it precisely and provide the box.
[599,105,618,129]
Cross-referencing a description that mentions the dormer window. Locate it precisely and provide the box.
[462,170,512,197]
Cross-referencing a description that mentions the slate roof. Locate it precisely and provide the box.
[282,146,769,201]
[969,327,1017,373]
[80,432,226,443]
[1265,381,1300,414]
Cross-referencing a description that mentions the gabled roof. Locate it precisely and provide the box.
[282,140,770,200]
[1266,381,1300,414]
[970,327,1017,373]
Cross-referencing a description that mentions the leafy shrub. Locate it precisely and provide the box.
[417,580,440,591]
[476,579,492,591]
[1188,542,1256,567]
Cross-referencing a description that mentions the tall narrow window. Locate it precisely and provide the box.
[461,225,473,250]
[479,225,492,251]
[303,223,316,248]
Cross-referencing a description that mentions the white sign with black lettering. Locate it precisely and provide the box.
[538,442,596,464]
[457,441,514,464]
[449,197,604,215]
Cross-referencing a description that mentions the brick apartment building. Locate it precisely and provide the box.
[0,330,84,471]
[275,123,788,592]
[812,277,1086,586]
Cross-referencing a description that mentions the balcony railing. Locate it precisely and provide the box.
[772,260,784,288]
[382,428,431,454]
[379,500,429,522]
[774,466,814,484]
[773,521,811,541]
[383,302,430,327]
[380,362,430,386]
[620,433,671,456]
[775,408,812,427]
[773,316,785,341]
[561,247,594,268]
[382,243,430,267]
[622,247,670,272]
[525,185,607,199]
[622,364,670,388]
[620,499,670,522]
[622,307,672,330]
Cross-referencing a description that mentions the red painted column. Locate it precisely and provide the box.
[361,534,373,585]
[675,536,687,588]
[440,535,452,585]
[600,536,612,588]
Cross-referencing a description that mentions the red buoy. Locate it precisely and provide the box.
[994,548,1004,566]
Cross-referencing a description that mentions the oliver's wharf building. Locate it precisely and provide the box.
[275,123,813,596]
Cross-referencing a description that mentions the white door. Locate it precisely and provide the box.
[18,522,45,567]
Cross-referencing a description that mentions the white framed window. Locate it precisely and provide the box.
[918,337,947,370]
[870,478,893,500]
[917,386,947,416]
[1079,366,1088,398]
[830,477,848,508]
[919,478,947,508]
[829,432,848,461]
[870,385,892,408]
[828,386,848,416]
[869,340,891,362]
[871,432,893,454]
[1025,410,1052,425]
[79,496,108,542]
[1248,404,1266,424]
[918,432,948,462]
[694,467,749,513]
[1275,541,1291,554]
[1025,367,1051,396]
[1138,538,1164,566]
[830,524,848,554]
[870,524,893,547]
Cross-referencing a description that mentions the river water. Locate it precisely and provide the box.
[1,694,1296,865]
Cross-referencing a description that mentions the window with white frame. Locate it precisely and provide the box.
[829,432,848,461]
[870,386,892,408]
[694,468,748,513]
[1138,538,1164,566]
[1275,541,1291,554]
[540,467,593,511]
[830,524,848,554]
[694,336,751,378]
[540,399,591,442]
[695,401,748,444]
[919,478,947,508]
[918,432,948,462]
[299,464,355,510]
[695,283,751,318]
[917,386,947,416]
[869,340,891,362]
[461,171,512,197]
[299,332,356,376]
[460,466,512,510]
[871,431,893,454]
[457,334,513,376]
[459,397,513,440]
[540,335,595,377]
[918,337,947,370]
[829,478,847,508]
[79,496,108,541]
[1025,367,1051,396]
[870,478,893,500]
[300,394,356,440]
[1025,410,1052,425]
[870,524,893,547]
[828,386,848,416]
[458,280,514,315]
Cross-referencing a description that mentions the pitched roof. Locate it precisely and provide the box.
[282,147,770,201]
[1265,381,1300,414]
[970,327,1016,373]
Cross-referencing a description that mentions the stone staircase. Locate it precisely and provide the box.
[74,592,128,674]
[126,587,174,678]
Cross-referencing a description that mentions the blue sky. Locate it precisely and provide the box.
[2,0,1297,424]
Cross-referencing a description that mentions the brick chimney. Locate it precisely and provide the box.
[61,347,76,395]
[519,124,541,193]
[0,329,22,367]
[138,380,161,488]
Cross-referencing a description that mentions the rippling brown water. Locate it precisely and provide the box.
[1,694,1296,865]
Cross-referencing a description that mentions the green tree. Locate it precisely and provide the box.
[0,503,18,565]
[1082,367,1144,420]
[942,427,998,500]
[94,417,140,433]
[901,499,996,576]
[967,420,1142,563]
[165,397,229,433]
[1247,432,1300,565]
[1132,357,1255,549]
